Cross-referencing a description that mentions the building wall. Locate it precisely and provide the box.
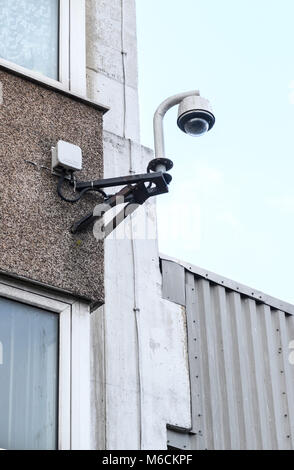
[162,256,294,450]
[0,68,105,306]
[86,0,192,450]
[0,0,192,450]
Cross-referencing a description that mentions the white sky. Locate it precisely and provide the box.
[136,0,294,304]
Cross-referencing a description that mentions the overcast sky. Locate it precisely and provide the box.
[136,0,294,304]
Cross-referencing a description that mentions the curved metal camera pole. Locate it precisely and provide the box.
[153,90,200,159]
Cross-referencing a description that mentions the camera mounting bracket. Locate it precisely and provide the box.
[71,170,172,235]
[56,159,173,237]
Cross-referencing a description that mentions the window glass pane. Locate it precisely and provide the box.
[0,0,59,80]
[0,297,59,450]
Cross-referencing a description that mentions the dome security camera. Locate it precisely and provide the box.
[153,90,215,162]
[177,95,215,137]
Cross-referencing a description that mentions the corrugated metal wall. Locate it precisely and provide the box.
[162,257,294,450]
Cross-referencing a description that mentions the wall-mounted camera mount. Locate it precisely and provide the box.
[53,141,173,235]
[53,90,215,237]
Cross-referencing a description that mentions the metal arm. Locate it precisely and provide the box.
[68,171,172,234]
[153,90,200,159]
[74,172,171,191]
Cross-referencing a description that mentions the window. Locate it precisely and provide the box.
[0,298,59,450]
[0,0,86,95]
[0,0,59,81]
[0,278,91,450]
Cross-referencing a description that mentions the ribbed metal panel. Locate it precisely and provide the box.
[162,257,294,450]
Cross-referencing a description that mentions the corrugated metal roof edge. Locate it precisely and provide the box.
[160,253,294,316]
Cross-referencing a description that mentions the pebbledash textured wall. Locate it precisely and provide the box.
[0,68,106,306]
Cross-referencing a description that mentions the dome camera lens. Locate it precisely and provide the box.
[184,117,209,137]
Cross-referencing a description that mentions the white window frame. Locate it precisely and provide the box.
[0,0,86,96]
[0,277,91,450]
